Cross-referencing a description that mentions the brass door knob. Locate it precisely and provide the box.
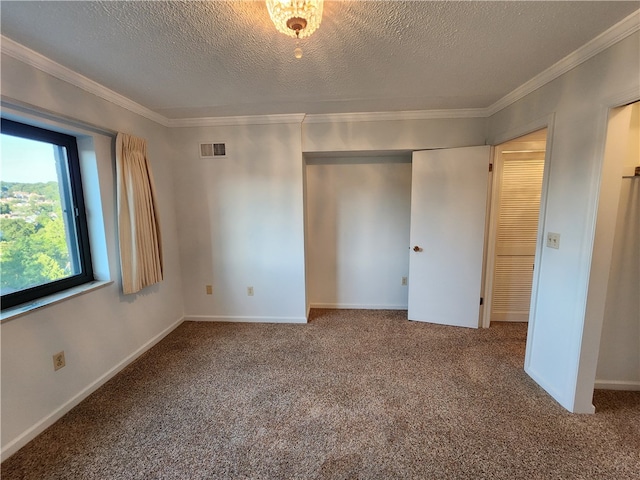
[413,246,422,252]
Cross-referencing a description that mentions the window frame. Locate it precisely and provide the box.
[1,118,94,309]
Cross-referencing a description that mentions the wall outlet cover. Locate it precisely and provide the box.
[53,351,66,371]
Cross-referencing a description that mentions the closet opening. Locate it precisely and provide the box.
[483,129,549,329]
[304,152,412,312]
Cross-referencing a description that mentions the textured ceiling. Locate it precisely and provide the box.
[1,1,638,119]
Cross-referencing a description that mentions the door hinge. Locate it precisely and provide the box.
[480,297,484,305]
[488,163,493,172]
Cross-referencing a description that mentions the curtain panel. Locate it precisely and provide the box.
[116,133,163,294]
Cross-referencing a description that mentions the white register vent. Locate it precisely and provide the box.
[199,142,228,159]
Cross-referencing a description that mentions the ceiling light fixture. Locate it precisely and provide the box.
[266,0,323,59]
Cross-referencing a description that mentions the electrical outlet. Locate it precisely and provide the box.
[546,232,561,249]
[401,276,408,286]
[53,351,66,371]
[247,286,254,296]
[206,285,213,295]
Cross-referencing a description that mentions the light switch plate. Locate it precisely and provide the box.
[546,232,560,249]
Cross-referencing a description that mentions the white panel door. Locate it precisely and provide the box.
[408,146,491,328]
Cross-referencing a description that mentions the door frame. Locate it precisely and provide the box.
[588,95,640,391]
[482,114,556,330]
[482,136,548,327]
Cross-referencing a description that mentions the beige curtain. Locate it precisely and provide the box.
[116,133,163,294]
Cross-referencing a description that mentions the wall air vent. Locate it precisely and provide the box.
[199,142,228,159]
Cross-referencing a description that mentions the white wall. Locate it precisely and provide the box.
[172,117,486,320]
[305,156,412,309]
[172,123,307,323]
[0,54,185,459]
[303,117,487,153]
[487,31,640,412]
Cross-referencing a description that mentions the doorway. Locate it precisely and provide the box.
[483,129,548,328]
[304,153,412,311]
[594,101,640,391]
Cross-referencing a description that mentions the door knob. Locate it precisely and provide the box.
[413,246,422,252]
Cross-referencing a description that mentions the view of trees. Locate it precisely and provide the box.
[0,181,72,294]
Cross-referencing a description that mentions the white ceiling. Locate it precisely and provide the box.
[1,1,638,119]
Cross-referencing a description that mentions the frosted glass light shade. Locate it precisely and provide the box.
[266,0,324,38]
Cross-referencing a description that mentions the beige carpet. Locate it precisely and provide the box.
[2,309,639,479]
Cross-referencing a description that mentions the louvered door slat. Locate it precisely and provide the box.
[492,256,534,321]
[495,153,545,255]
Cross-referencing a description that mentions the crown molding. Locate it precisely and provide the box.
[0,35,169,127]
[303,108,488,124]
[486,9,640,116]
[168,113,306,127]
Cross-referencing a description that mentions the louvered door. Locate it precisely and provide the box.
[491,150,545,322]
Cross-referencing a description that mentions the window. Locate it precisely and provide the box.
[0,119,94,309]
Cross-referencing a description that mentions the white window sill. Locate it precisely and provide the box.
[1,280,113,323]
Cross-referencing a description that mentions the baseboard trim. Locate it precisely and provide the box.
[0,316,185,462]
[594,380,640,391]
[309,303,408,310]
[184,315,307,324]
